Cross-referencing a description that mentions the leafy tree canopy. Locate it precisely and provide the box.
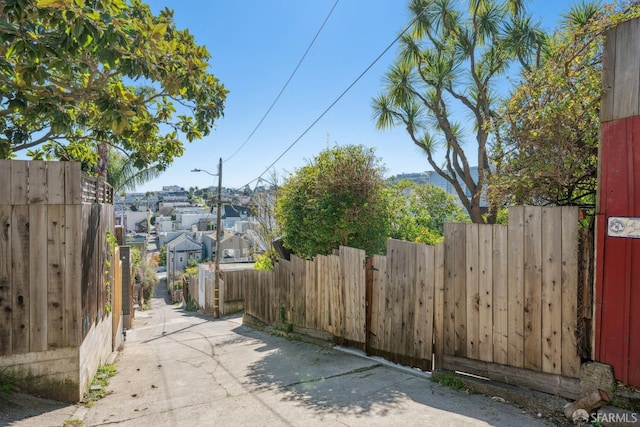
[388,179,468,244]
[489,1,640,209]
[276,145,390,258]
[0,0,227,170]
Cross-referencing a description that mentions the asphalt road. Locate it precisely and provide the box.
[3,278,551,427]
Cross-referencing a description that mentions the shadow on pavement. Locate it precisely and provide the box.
[231,324,546,427]
[0,392,74,425]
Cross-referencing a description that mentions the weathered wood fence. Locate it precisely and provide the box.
[234,206,584,399]
[0,160,117,401]
[192,264,248,315]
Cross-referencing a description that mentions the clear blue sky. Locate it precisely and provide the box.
[135,0,577,193]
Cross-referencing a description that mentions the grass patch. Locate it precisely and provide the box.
[63,417,84,427]
[0,378,14,394]
[84,364,117,406]
[431,371,472,394]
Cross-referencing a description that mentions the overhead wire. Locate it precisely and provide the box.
[235,5,429,191]
[222,0,340,164]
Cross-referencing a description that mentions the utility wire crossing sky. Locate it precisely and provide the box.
[138,0,577,193]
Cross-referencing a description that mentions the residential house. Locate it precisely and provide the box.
[220,233,251,261]
[166,233,203,276]
[221,204,252,230]
[201,231,251,262]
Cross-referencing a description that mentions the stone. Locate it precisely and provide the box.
[581,362,616,398]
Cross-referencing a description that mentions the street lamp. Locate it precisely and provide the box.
[191,158,223,319]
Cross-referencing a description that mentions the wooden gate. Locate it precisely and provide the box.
[596,17,640,387]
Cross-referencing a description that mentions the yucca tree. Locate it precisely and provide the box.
[373,0,546,223]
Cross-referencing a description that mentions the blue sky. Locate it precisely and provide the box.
[136,0,578,193]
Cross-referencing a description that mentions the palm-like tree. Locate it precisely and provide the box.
[372,0,546,223]
[107,149,164,193]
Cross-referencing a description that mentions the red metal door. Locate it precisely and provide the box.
[596,116,640,387]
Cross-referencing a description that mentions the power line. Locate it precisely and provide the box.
[236,6,429,190]
[223,0,340,164]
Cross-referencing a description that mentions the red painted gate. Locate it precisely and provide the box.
[596,18,640,387]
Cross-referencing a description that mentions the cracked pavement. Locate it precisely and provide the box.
[7,279,550,426]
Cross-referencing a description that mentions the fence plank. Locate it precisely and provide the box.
[340,246,365,344]
[370,254,386,352]
[388,240,404,355]
[524,206,542,371]
[294,256,302,326]
[601,23,616,122]
[29,204,47,352]
[492,226,508,365]
[11,161,28,204]
[508,206,525,368]
[329,254,341,336]
[64,204,81,347]
[453,223,467,357]
[417,244,434,362]
[64,162,82,205]
[0,160,12,204]
[0,205,12,353]
[11,205,29,353]
[47,205,64,350]
[401,242,415,358]
[315,256,325,331]
[612,19,640,120]
[562,206,580,378]
[443,223,455,355]
[305,259,316,330]
[478,224,493,362]
[47,162,65,204]
[542,207,562,374]
[28,161,47,204]
[466,224,480,359]
[433,243,445,368]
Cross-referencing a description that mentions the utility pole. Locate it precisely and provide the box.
[213,157,222,319]
[190,163,223,319]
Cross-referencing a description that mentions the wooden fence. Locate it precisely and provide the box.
[236,206,584,399]
[0,160,114,355]
[194,265,248,315]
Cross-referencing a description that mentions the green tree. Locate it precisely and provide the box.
[276,145,390,258]
[133,251,158,305]
[0,0,227,172]
[388,180,468,244]
[373,0,546,223]
[489,2,640,209]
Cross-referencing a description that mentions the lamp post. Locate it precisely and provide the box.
[191,158,222,319]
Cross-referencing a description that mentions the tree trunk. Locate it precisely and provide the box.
[95,141,109,180]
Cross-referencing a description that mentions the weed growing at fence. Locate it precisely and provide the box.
[103,231,119,314]
[84,364,116,407]
[0,377,14,394]
[185,298,198,312]
[0,369,15,396]
[430,371,471,394]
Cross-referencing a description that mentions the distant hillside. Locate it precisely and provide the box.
[387,173,430,185]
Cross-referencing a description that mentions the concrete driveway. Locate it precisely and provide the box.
[6,280,550,427]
